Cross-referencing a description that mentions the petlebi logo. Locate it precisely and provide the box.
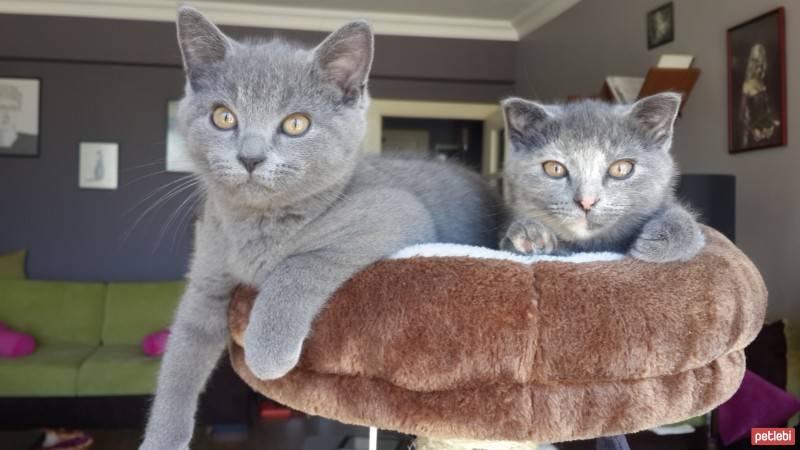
[751,428,795,446]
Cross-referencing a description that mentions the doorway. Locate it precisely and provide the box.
[381,117,483,171]
[363,99,506,181]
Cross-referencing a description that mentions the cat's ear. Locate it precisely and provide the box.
[501,97,557,150]
[314,21,374,104]
[628,92,681,148]
[176,6,232,89]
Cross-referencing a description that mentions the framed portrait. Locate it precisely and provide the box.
[79,142,118,190]
[647,2,674,49]
[166,100,194,172]
[0,77,40,157]
[727,8,786,153]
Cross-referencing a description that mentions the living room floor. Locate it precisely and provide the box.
[0,416,710,450]
[0,415,376,450]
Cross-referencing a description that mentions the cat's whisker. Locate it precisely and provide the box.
[154,192,196,252]
[124,174,198,215]
[171,190,206,251]
[120,178,200,245]
[155,187,204,253]
[122,159,168,172]
[122,169,171,187]
[126,180,199,233]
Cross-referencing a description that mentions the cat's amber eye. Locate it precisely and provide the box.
[608,160,635,179]
[542,161,568,178]
[281,113,311,137]
[211,106,237,130]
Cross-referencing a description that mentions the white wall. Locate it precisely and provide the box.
[516,0,798,323]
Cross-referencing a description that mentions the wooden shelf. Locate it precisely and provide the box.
[578,67,701,112]
[637,67,701,112]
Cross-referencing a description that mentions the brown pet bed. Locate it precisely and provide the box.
[227,226,766,443]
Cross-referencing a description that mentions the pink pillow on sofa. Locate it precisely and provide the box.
[142,329,170,357]
[718,369,800,445]
[0,322,36,358]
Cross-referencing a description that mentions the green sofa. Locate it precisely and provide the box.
[0,279,251,428]
[0,280,183,397]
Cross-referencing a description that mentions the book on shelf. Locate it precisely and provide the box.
[603,76,645,103]
[657,54,695,69]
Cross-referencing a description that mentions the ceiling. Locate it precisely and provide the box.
[214,0,536,21]
[0,0,582,41]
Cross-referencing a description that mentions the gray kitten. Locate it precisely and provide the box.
[141,7,502,450]
[500,93,704,262]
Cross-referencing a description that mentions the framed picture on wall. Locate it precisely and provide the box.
[166,100,194,172]
[79,142,118,190]
[647,2,674,49]
[0,77,40,157]
[727,7,786,153]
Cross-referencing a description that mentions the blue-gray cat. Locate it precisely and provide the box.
[141,7,502,449]
[500,93,704,262]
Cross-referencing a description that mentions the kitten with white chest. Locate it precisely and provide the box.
[500,93,704,262]
[141,8,503,449]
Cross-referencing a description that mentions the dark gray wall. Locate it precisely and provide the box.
[0,14,515,99]
[515,0,799,323]
[0,14,516,282]
[0,59,189,282]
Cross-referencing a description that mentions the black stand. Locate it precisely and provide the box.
[596,435,631,450]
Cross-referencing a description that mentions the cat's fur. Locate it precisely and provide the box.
[500,93,704,262]
[141,7,502,449]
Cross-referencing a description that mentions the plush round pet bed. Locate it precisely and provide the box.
[227,226,767,445]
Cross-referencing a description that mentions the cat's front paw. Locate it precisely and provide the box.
[140,442,189,450]
[631,214,705,263]
[139,432,190,450]
[243,315,306,380]
[501,219,558,255]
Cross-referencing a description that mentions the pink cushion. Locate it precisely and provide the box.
[718,370,800,445]
[142,329,170,357]
[0,321,36,358]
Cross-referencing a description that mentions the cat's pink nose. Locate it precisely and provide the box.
[576,195,599,211]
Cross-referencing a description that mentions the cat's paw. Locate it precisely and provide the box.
[139,433,190,450]
[139,443,189,450]
[140,412,193,450]
[501,219,558,255]
[631,213,705,263]
[243,315,306,380]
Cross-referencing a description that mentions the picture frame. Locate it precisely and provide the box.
[79,142,119,190]
[727,7,786,153]
[647,2,674,49]
[0,77,41,157]
[166,100,194,173]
